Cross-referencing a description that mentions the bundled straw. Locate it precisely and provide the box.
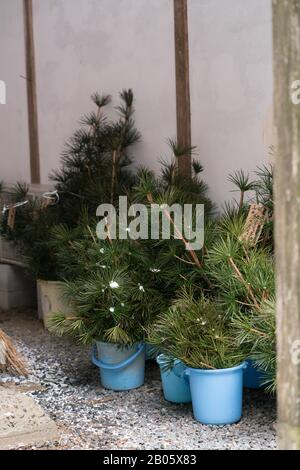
[239,203,268,246]
[0,328,28,376]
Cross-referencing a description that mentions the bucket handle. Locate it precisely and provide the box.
[173,362,190,383]
[91,343,145,371]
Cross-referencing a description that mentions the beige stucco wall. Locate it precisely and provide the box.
[0,0,30,182]
[0,0,273,207]
[33,0,176,184]
[189,0,273,205]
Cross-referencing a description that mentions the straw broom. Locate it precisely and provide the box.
[0,328,28,376]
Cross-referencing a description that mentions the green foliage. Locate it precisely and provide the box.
[228,170,256,193]
[228,170,256,214]
[203,168,276,389]
[0,185,60,280]
[0,90,140,280]
[49,225,167,345]
[49,156,214,344]
[226,164,274,247]
[149,288,247,370]
[10,182,30,203]
[130,140,215,300]
[134,139,214,209]
[233,298,276,392]
[51,89,140,223]
[206,234,275,317]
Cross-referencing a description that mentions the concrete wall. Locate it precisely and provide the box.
[0,0,274,207]
[0,0,31,182]
[189,0,273,206]
[33,0,176,183]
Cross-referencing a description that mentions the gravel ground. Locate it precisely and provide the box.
[0,310,277,450]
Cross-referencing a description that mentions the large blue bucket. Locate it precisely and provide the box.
[156,354,191,404]
[181,362,247,425]
[92,342,145,391]
[243,359,265,389]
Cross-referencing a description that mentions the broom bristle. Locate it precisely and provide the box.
[0,328,28,376]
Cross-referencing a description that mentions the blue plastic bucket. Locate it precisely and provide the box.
[243,359,265,389]
[156,354,191,404]
[92,341,145,391]
[180,362,247,425]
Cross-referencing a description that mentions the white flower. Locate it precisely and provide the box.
[109,307,115,313]
[150,268,161,273]
[96,262,107,268]
[100,248,105,254]
[109,281,119,289]
[138,283,145,292]
[201,321,206,326]
[196,318,200,322]
[215,335,220,339]
[121,303,125,307]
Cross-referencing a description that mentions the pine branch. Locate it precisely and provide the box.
[146,191,202,268]
[227,256,260,309]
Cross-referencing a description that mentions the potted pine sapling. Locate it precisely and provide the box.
[40,89,140,326]
[149,288,247,424]
[50,224,166,391]
[233,298,276,393]
[131,141,216,359]
[206,167,274,388]
[206,237,275,389]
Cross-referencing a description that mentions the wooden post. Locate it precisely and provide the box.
[273,0,300,450]
[23,0,40,184]
[173,0,191,178]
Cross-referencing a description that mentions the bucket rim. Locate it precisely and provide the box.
[156,354,183,367]
[186,361,247,375]
[95,340,143,349]
[37,279,63,286]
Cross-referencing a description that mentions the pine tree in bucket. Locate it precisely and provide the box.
[130,139,215,303]
[204,166,276,391]
[49,223,167,345]
[48,223,167,391]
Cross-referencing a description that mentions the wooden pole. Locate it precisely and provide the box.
[23,0,40,184]
[173,0,191,178]
[273,0,300,450]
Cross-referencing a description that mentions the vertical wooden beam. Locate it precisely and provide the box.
[273,0,300,450]
[23,0,40,184]
[173,0,191,178]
